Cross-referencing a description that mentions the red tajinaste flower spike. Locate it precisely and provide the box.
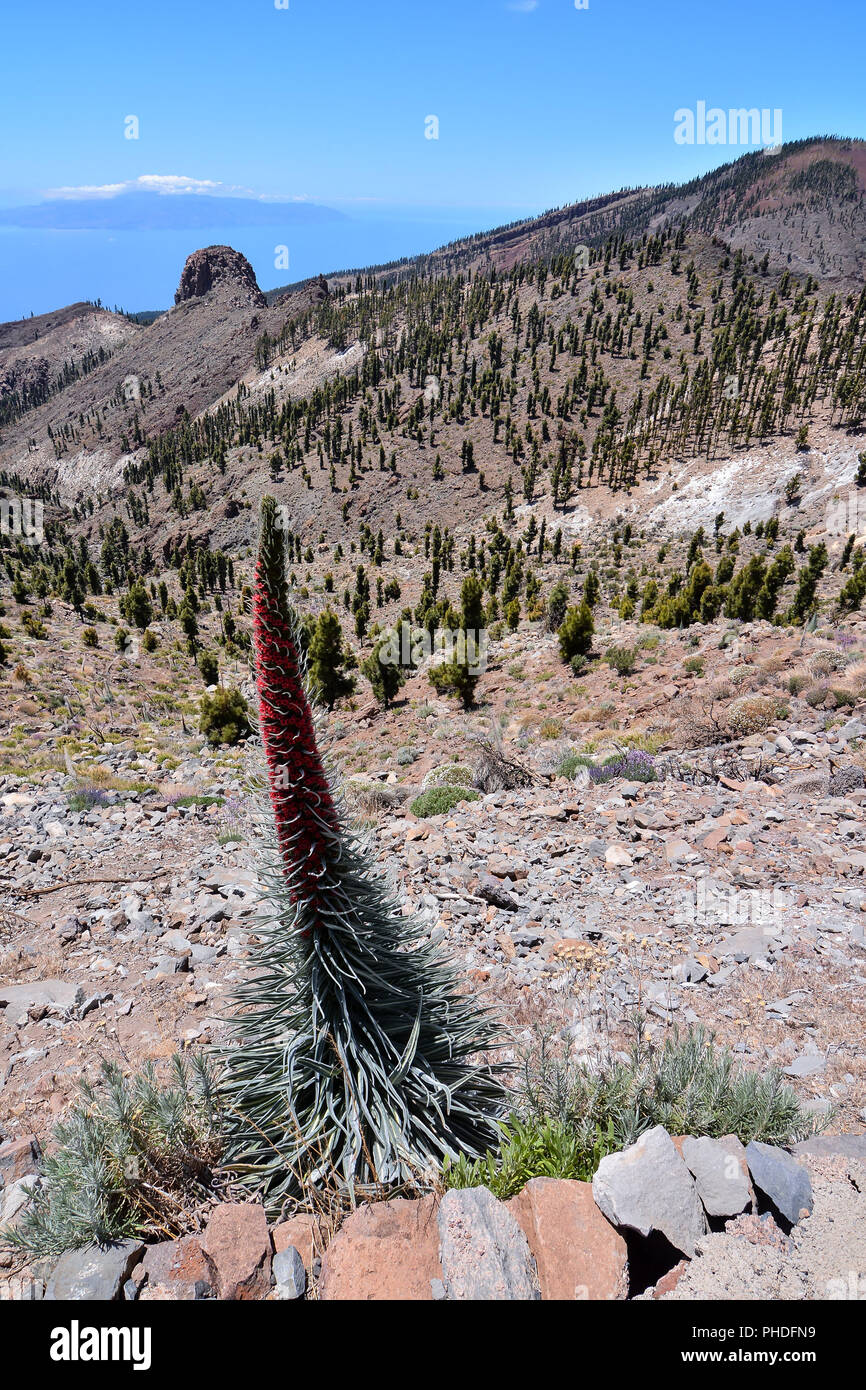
[253,496,340,906]
[220,495,505,1207]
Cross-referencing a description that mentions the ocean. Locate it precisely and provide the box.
[0,204,537,321]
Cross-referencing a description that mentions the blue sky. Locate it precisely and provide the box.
[0,0,863,314]
[3,0,864,210]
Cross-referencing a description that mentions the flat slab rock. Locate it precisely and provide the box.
[437,1187,541,1300]
[592,1125,707,1257]
[45,1241,144,1301]
[745,1142,814,1225]
[507,1177,628,1300]
[681,1136,752,1219]
[319,1194,442,1300]
[0,980,84,1013]
[789,1134,866,1164]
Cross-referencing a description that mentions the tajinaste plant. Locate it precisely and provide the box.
[219,497,505,1209]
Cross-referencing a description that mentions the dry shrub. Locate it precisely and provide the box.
[804,682,829,708]
[708,679,733,702]
[675,697,731,749]
[726,695,778,737]
[786,669,812,696]
[759,649,792,677]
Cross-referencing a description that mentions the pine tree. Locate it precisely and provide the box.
[219,498,504,1207]
[307,609,355,710]
[428,574,485,708]
[362,630,405,708]
[558,602,594,662]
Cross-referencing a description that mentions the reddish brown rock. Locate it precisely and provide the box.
[319,1195,442,1301]
[272,1213,323,1273]
[649,1259,689,1299]
[141,1235,213,1299]
[0,1135,41,1182]
[174,245,266,308]
[202,1204,271,1300]
[507,1178,629,1300]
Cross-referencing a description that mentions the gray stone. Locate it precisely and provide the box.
[829,766,866,798]
[0,1175,40,1226]
[783,1053,826,1078]
[437,1187,540,1300]
[272,1245,306,1299]
[680,957,708,983]
[190,943,219,965]
[716,927,780,961]
[681,1136,751,1218]
[745,1142,813,1225]
[45,1241,145,1301]
[149,955,188,977]
[592,1125,707,1256]
[160,930,193,954]
[0,980,84,1015]
[789,1134,866,1163]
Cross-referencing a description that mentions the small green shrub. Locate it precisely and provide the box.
[200,687,252,746]
[197,650,219,686]
[605,645,637,676]
[21,612,47,640]
[81,627,99,648]
[683,656,704,677]
[410,786,480,818]
[520,1025,817,1150]
[67,786,112,813]
[443,1114,617,1199]
[558,751,595,780]
[3,1056,222,1256]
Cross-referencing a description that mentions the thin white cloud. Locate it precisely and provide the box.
[507,0,540,11]
[44,174,299,201]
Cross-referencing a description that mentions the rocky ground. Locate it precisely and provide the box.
[3,617,866,1142]
[3,537,866,1298]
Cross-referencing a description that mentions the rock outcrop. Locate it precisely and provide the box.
[174,246,266,308]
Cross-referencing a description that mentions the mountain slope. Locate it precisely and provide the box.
[310,137,866,290]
